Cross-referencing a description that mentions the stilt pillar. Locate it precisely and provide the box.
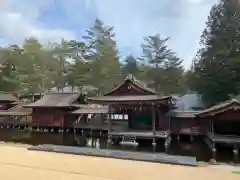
[151,103,156,152]
[107,105,112,148]
[177,134,180,142]
[152,138,157,152]
[210,143,217,164]
[164,134,172,153]
[152,103,156,136]
[190,135,193,142]
[233,144,238,163]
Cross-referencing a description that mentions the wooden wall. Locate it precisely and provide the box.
[211,110,240,121]
[170,118,209,135]
[32,108,67,127]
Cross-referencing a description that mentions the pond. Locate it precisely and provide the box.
[0,129,237,163]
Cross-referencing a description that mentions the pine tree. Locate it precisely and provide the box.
[141,33,183,94]
[84,19,121,94]
[192,0,240,105]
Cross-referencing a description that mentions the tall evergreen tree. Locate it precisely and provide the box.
[141,33,183,94]
[192,0,240,105]
[84,19,121,94]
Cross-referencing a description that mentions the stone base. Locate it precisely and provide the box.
[209,159,217,165]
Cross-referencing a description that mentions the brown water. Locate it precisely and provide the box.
[0,129,237,163]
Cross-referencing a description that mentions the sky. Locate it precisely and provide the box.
[0,0,218,69]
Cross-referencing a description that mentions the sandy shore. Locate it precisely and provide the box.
[0,143,239,180]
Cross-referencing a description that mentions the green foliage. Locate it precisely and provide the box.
[191,0,240,106]
[0,18,188,97]
[141,34,184,94]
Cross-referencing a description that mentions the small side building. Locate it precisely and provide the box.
[196,99,240,161]
[23,92,86,131]
[168,93,207,137]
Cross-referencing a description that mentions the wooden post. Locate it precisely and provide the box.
[233,144,238,163]
[152,103,156,136]
[107,104,112,147]
[212,143,216,161]
[168,115,171,132]
[152,103,156,150]
[108,105,112,133]
[212,120,214,134]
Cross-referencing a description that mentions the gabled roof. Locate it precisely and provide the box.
[0,93,18,102]
[174,92,204,111]
[23,92,81,108]
[168,110,202,118]
[88,95,171,104]
[0,103,32,116]
[49,85,98,94]
[196,99,240,117]
[104,74,156,96]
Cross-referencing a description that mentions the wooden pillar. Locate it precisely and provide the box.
[107,104,112,147]
[168,115,171,132]
[212,143,216,161]
[212,120,214,134]
[233,144,238,163]
[108,105,112,133]
[152,103,156,150]
[152,103,156,135]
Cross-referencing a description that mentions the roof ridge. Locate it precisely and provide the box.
[0,92,15,94]
[46,92,80,95]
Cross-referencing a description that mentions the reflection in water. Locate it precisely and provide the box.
[0,129,238,163]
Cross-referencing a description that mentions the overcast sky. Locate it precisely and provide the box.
[0,0,218,69]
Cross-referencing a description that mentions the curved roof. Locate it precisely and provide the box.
[104,74,156,96]
[196,99,240,117]
[23,92,82,108]
[88,95,171,103]
[0,93,18,102]
[174,93,204,111]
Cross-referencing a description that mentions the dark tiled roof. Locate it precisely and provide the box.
[134,79,157,94]
[49,85,98,93]
[174,93,204,111]
[168,110,202,118]
[88,95,171,103]
[0,111,31,116]
[0,103,32,116]
[23,92,81,108]
[0,93,18,102]
[196,99,240,117]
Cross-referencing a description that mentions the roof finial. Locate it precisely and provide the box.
[126,74,135,82]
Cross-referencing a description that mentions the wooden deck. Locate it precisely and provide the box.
[28,144,197,166]
[109,130,170,139]
[208,133,240,144]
